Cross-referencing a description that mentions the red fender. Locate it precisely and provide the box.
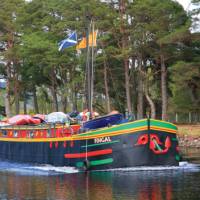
[135,134,172,155]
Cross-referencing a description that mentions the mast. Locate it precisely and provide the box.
[85,17,95,116]
[91,19,95,114]
[85,18,91,112]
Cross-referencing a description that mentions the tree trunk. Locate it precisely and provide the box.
[5,62,12,117]
[103,59,111,113]
[5,35,15,117]
[50,86,58,112]
[61,95,67,113]
[50,67,58,112]
[5,82,11,117]
[145,92,156,119]
[124,59,132,114]
[23,94,27,114]
[144,68,156,119]
[137,59,144,119]
[72,86,78,111]
[137,76,144,119]
[33,87,39,113]
[13,72,20,114]
[14,87,20,114]
[119,0,132,114]
[160,54,168,121]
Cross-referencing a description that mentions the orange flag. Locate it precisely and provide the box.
[76,37,87,49]
[76,30,98,50]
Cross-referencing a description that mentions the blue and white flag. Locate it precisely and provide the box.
[58,32,77,51]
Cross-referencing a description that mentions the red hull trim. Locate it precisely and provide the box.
[64,149,112,158]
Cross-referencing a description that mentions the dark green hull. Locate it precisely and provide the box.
[0,119,180,170]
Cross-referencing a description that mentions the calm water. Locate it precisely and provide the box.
[0,148,200,200]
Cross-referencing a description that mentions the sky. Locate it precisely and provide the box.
[176,0,200,32]
[176,0,191,10]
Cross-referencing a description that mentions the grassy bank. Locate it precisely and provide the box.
[177,124,200,136]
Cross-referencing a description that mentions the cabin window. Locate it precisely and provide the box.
[29,131,34,138]
[47,129,51,137]
[2,130,7,136]
[14,131,18,137]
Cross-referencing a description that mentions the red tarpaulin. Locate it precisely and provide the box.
[8,115,41,125]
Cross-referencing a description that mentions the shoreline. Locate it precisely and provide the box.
[178,135,200,148]
[177,124,200,148]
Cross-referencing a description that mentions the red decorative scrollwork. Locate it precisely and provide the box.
[136,134,172,154]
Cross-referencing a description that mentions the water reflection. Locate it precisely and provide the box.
[91,169,200,200]
[0,168,200,200]
[0,147,200,200]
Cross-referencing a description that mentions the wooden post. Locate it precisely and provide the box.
[189,112,192,124]
[175,113,178,123]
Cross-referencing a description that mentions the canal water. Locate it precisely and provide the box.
[0,148,200,200]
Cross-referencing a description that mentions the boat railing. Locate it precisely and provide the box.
[0,122,79,139]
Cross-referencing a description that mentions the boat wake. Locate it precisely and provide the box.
[0,160,199,175]
[28,165,79,174]
[0,160,79,175]
[96,162,200,172]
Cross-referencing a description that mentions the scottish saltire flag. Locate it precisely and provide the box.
[58,32,77,51]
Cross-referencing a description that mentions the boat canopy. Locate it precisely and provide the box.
[82,113,124,130]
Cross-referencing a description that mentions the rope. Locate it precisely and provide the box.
[86,139,88,161]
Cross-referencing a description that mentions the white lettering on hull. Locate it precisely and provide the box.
[94,137,111,144]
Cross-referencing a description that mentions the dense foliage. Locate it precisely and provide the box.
[0,0,199,120]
